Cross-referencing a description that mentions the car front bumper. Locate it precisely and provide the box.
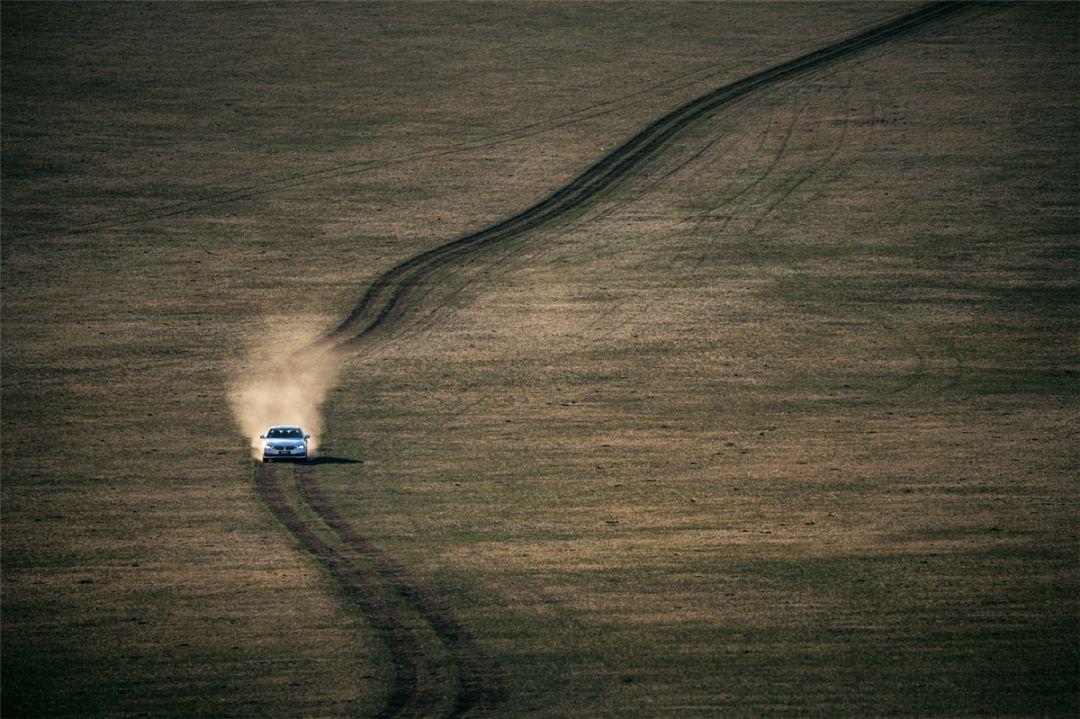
[263,448,308,461]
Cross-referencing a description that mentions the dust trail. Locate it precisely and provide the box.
[228,317,341,459]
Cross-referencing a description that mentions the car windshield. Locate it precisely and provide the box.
[267,428,302,439]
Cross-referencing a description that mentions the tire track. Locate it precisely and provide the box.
[315,1,975,355]
[261,4,978,717]
[295,464,505,718]
[254,463,446,718]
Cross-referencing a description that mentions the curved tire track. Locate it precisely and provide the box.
[317,0,974,354]
[262,3,978,717]
[255,463,446,718]
[296,465,505,717]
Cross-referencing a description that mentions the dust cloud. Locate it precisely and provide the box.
[228,318,341,459]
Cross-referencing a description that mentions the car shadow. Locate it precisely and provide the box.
[308,456,363,465]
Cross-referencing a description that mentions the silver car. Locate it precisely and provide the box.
[260,425,310,462]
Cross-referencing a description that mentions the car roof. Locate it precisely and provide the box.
[268,425,303,431]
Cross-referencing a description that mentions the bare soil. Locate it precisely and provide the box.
[3,2,1077,717]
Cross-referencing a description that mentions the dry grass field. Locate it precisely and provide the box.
[2,2,1077,717]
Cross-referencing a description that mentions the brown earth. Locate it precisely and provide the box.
[3,1,1077,717]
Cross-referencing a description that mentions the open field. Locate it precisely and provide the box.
[3,2,1077,717]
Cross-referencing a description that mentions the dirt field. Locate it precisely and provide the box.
[3,2,1077,717]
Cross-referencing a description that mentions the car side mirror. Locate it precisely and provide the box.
[259,434,266,439]
[304,434,311,439]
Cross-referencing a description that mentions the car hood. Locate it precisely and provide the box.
[265,439,305,447]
